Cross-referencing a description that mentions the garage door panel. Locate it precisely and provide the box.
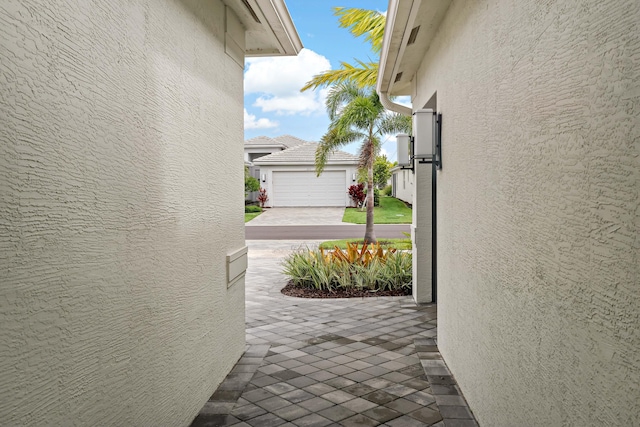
[273,171,346,207]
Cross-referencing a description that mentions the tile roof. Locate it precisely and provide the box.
[244,136,286,149]
[273,134,308,148]
[245,135,308,149]
[253,142,359,165]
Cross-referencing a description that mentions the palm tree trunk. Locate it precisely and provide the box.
[364,163,377,244]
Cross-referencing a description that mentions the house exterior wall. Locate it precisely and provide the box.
[259,165,357,207]
[245,149,286,203]
[0,1,246,425]
[245,147,284,162]
[411,163,432,303]
[392,168,413,204]
[412,0,640,425]
[247,165,261,203]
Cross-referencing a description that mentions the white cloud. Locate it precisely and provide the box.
[395,96,412,108]
[245,48,330,95]
[244,49,331,115]
[254,94,318,115]
[254,86,330,117]
[244,109,278,129]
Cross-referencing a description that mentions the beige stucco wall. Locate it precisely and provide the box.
[411,0,640,425]
[411,162,432,303]
[0,1,246,425]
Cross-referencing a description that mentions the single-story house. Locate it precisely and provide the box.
[244,134,306,163]
[0,1,301,426]
[378,0,639,425]
[253,143,359,207]
[244,135,306,202]
[390,165,414,204]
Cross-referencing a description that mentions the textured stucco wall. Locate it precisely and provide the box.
[0,1,246,425]
[412,0,640,425]
[412,162,432,303]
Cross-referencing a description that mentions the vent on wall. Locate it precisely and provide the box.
[394,72,403,83]
[407,26,420,45]
[241,0,261,23]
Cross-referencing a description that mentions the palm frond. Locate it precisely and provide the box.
[315,141,331,176]
[333,7,386,54]
[376,112,412,136]
[315,127,361,175]
[300,61,379,92]
[300,7,384,92]
[335,97,379,131]
[325,81,367,119]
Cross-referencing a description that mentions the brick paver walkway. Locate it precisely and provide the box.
[191,241,477,427]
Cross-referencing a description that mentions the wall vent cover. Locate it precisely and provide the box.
[407,26,420,45]
[241,0,261,23]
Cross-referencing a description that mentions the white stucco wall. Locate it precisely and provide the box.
[392,168,414,204]
[0,1,246,425]
[411,0,640,425]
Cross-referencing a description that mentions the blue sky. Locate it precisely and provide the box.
[243,0,401,161]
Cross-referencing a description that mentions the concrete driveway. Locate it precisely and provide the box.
[246,207,346,226]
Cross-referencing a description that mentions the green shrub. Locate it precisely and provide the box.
[381,184,392,196]
[245,205,262,213]
[244,166,260,196]
[281,243,411,292]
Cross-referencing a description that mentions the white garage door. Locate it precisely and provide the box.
[272,170,347,207]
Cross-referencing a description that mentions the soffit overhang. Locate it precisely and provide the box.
[225,0,303,56]
[377,0,452,97]
[245,144,285,149]
[253,161,358,166]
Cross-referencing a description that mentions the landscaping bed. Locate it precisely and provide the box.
[319,238,411,250]
[281,281,410,298]
[281,243,412,298]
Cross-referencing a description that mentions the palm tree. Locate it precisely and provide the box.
[305,7,408,243]
[301,8,385,91]
[315,81,411,243]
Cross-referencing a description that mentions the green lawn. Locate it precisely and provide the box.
[319,238,412,250]
[342,196,412,224]
[244,212,261,222]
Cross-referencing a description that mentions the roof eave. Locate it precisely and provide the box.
[253,161,358,166]
[377,0,452,97]
[244,144,286,149]
[226,0,303,57]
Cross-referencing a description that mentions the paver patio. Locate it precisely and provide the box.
[191,241,477,427]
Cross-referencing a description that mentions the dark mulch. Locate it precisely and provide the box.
[281,280,411,299]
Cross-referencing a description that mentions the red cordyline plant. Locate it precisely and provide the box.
[348,183,366,208]
[257,188,269,208]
